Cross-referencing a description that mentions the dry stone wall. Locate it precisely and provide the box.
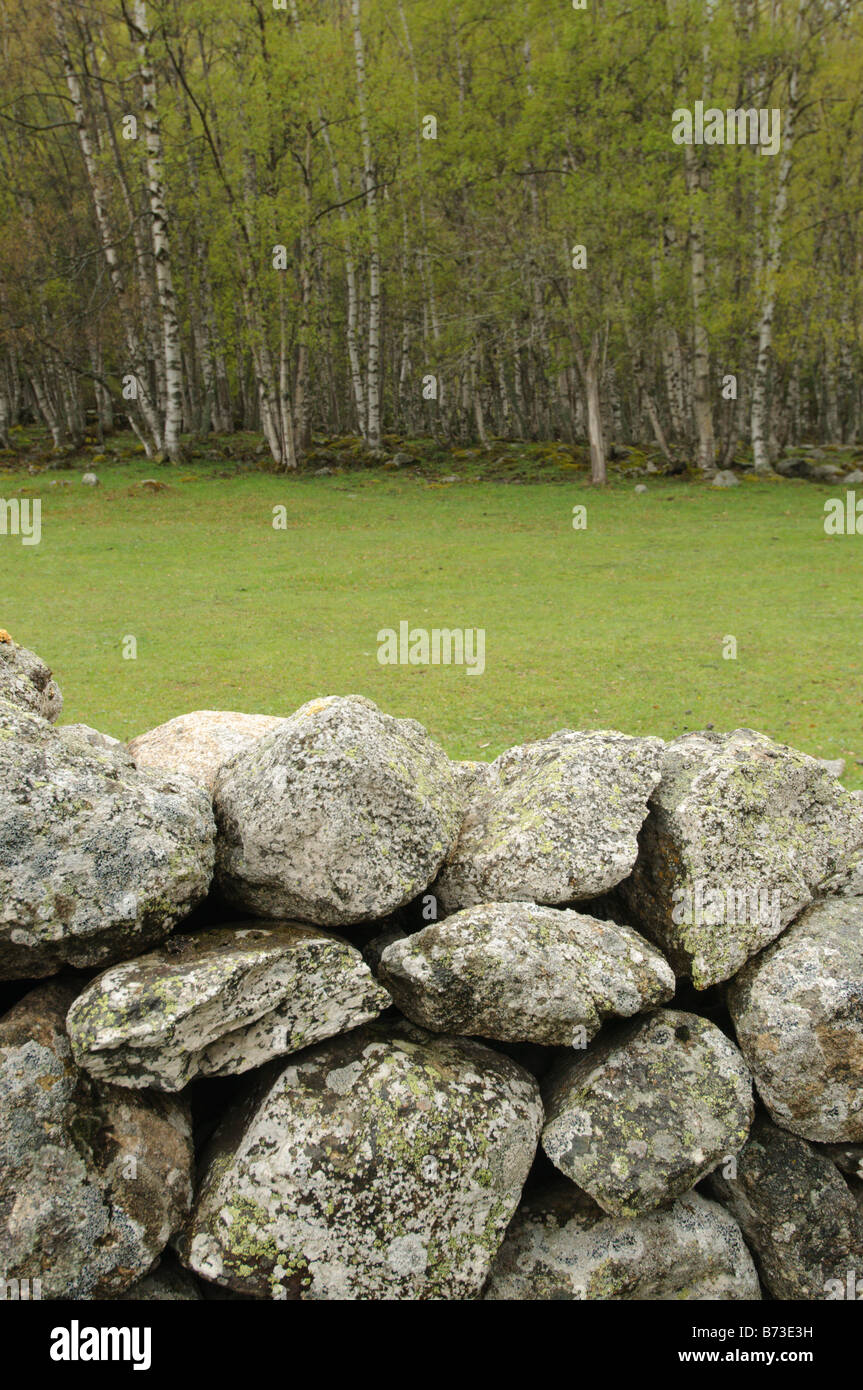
[1,635,862,1301]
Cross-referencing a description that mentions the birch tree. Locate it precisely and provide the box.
[351,0,382,451]
[127,0,184,460]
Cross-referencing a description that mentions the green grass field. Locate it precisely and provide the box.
[2,453,861,786]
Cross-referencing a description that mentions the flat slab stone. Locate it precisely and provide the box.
[67,923,391,1091]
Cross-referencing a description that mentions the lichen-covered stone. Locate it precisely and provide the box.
[59,723,135,773]
[0,982,194,1299]
[0,698,215,979]
[619,729,863,988]
[379,901,674,1045]
[708,1115,863,1299]
[177,1018,542,1300]
[821,842,863,898]
[213,695,462,926]
[484,1182,760,1300]
[60,723,125,753]
[728,896,863,1142]
[541,1009,753,1216]
[129,710,289,793]
[451,758,487,809]
[435,731,664,912]
[0,636,62,721]
[67,923,391,1090]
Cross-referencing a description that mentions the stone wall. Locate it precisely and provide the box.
[1,636,862,1301]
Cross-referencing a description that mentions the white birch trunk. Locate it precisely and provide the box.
[132,0,184,461]
[684,143,716,472]
[352,0,381,450]
[751,75,798,471]
[50,0,162,454]
[574,331,607,484]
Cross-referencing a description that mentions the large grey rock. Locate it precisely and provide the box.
[0,698,215,979]
[809,463,844,483]
[774,456,810,479]
[728,896,863,1142]
[711,470,739,488]
[379,901,674,1046]
[67,923,391,1091]
[541,1010,753,1216]
[484,1183,760,1300]
[213,695,462,926]
[0,983,194,1300]
[128,710,290,793]
[178,1018,542,1300]
[708,1116,863,1300]
[435,730,664,912]
[619,729,863,988]
[0,635,62,721]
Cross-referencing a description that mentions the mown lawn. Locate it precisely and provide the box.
[1,455,861,786]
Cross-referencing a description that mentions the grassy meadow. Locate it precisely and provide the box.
[1,445,861,786]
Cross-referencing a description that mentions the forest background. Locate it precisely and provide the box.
[1,0,861,480]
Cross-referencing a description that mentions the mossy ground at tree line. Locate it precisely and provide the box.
[1,429,861,787]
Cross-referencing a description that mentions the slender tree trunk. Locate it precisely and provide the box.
[51,0,162,454]
[623,321,673,464]
[131,0,184,460]
[292,131,313,455]
[470,343,488,446]
[398,1,441,347]
[88,335,113,439]
[277,275,298,471]
[683,142,716,472]
[352,0,381,450]
[751,62,799,473]
[29,367,65,449]
[83,19,164,424]
[0,368,11,450]
[574,331,607,484]
[319,114,366,434]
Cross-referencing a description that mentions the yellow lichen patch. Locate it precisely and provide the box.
[0,630,13,644]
